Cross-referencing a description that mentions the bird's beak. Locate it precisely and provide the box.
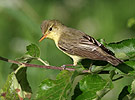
[39,33,48,42]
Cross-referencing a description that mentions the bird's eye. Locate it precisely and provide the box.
[49,27,52,31]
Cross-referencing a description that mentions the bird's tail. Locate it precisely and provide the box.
[106,55,123,66]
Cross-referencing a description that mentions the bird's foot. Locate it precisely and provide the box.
[61,65,66,70]
[61,64,74,70]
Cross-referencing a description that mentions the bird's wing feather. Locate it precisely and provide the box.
[82,35,114,56]
[58,32,113,61]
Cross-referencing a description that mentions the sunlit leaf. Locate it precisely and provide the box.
[76,74,113,100]
[0,72,31,100]
[36,70,78,100]
[0,73,19,100]
[127,18,135,28]
[26,43,40,58]
[127,80,135,100]
[107,39,135,60]
[1,61,32,100]
[131,80,135,94]
[127,80,135,99]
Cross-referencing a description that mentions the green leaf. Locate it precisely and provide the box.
[107,39,135,60]
[124,60,135,70]
[16,55,36,63]
[119,80,135,100]
[127,80,135,99]
[1,43,42,100]
[90,65,109,73]
[116,63,134,74]
[97,38,107,46]
[128,85,131,93]
[131,80,135,94]
[10,55,35,71]
[36,70,78,100]
[10,58,33,97]
[26,43,40,58]
[127,18,135,28]
[2,59,32,100]
[0,73,19,100]
[72,84,82,100]
[16,67,32,94]
[109,70,116,80]
[0,72,31,100]
[0,55,32,100]
[115,61,134,74]
[118,86,130,100]
[76,74,112,100]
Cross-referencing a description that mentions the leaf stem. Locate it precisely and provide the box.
[37,57,49,66]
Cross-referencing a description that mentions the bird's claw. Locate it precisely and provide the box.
[61,64,74,70]
[61,65,66,70]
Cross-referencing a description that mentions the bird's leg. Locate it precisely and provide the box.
[62,59,85,69]
[61,64,74,70]
[61,57,79,69]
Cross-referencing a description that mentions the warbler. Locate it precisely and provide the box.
[39,20,122,66]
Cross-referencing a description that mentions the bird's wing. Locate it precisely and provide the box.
[82,35,114,56]
[58,33,113,61]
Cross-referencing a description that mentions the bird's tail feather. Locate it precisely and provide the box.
[106,56,123,66]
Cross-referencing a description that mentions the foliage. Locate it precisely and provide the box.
[1,39,135,100]
[1,1,135,99]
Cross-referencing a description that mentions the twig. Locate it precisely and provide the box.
[0,56,89,73]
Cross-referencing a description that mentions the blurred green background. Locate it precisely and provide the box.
[0,0,135,99]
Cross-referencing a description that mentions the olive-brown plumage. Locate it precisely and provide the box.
[39,20,122,66]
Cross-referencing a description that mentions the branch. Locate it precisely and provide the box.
[0,56,89,73]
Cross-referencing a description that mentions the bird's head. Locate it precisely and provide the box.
[39,20,63,42]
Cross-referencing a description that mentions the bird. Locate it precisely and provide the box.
[39,20,122,66]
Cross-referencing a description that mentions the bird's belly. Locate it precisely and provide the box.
[59,49,84,65]
[55,41,84,63]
